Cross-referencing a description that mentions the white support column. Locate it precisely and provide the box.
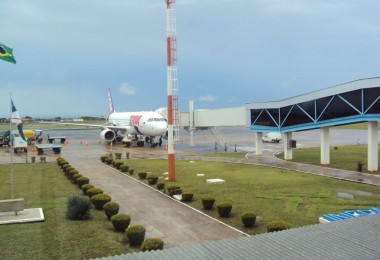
[189,100,194,147]
[368,121,378,172]
[320,127,330,165]
[283,132,293,160]
[255,132,263,155]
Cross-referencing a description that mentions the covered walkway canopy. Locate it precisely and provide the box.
[245,78,380,171]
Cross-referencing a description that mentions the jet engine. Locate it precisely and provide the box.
[100,129,116,142]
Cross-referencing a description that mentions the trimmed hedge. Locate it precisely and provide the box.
[73,173,83,184]
[138,172,147,180]
[103,201,120,220]
[217,202,232,217]
[68,169,78,179]
[113,160,124,169]
[128,168,135,175]
[77,177,90,188]
[86,187,103,198]
[201,196,215,210]
[115,152,122,160]
[91,194,112,210]
[111,214,131,232]
[181,192,193,202]
[120,164,130,173]
[81,184,94,195]
[100,155,108,162]
[147,175,158,185]
[126,225,146,246]
[267,220,290,232]
[167,185,181,197]
[105,157,113,165]
[157,182,165,190]
[141,238,164,252]
[241,212,256,227]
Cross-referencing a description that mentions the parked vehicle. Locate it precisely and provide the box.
[262,132,282,143]
[11,132,28,153]
[0,130,10,147]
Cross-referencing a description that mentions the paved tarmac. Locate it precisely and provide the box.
[1,127,380,249]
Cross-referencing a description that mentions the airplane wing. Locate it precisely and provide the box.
[39,121,128,131]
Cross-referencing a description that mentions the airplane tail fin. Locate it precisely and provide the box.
[107,88,115,116]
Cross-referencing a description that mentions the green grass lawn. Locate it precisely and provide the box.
[0,163,133,259]
[276,145,377,173]
[121,158,380,235]
[2,157,380,258]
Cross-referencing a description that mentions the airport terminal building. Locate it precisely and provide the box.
[181,78,380,171]
[246,77,380,171]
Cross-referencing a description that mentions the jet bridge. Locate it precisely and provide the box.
[179,101,246,148]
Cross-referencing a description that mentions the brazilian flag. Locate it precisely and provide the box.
[0,42,16,64]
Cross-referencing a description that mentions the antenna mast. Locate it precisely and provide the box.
[166,0,179,182]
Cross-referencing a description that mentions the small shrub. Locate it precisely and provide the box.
[167,185,181,196]
[147,175,158,185]
[77,177,90,188]
[115,152,122,160]
[181,192,193,202]
[86,187,103,198]
[113,160,124,169]
[91,194,112,210]
[66,195,92,220]
[267,220,290,232]
[120,164,130,173]
[201,196,215,210]
[141,238,164,252]
[65,167,74,174]
[357,161,364,172]
[105,157,113,165]
[62,164,71,172]
[241,212,256,227]
[100,155,108,162]
[126,151,130,159]
[68,169,78,179]
[217,202,232,217]
[126,225,146,246]
[61,163,69,170]
[58,159,68,166]
[81,184,94,195]
[111,214,131,232]
[103,201,120,220]
[138,172,148,180]
[157,182,165,190]
[128,168,135,175]
[73,173,83,184]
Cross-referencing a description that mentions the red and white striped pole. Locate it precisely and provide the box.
[166,0,178,182]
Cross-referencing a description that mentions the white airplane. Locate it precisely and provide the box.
[47,89,168,147]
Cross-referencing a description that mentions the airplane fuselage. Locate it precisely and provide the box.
[107,111,167,137]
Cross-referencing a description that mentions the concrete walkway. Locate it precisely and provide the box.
[62,144,246,249]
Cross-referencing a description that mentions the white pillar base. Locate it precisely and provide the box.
[320,127,330,165]
[368,121,378,172]
[283,132,293,160]
[255,132,263,155]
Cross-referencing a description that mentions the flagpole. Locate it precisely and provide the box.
[9,92,14,199]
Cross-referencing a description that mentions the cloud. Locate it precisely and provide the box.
[198,94,216,103]
[119,83,136,96]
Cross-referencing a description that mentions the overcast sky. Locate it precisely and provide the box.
[1,0,380,118]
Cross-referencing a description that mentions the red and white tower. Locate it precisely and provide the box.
[166,0,179,182]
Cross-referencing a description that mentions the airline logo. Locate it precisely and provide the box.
[130,115,142,126]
